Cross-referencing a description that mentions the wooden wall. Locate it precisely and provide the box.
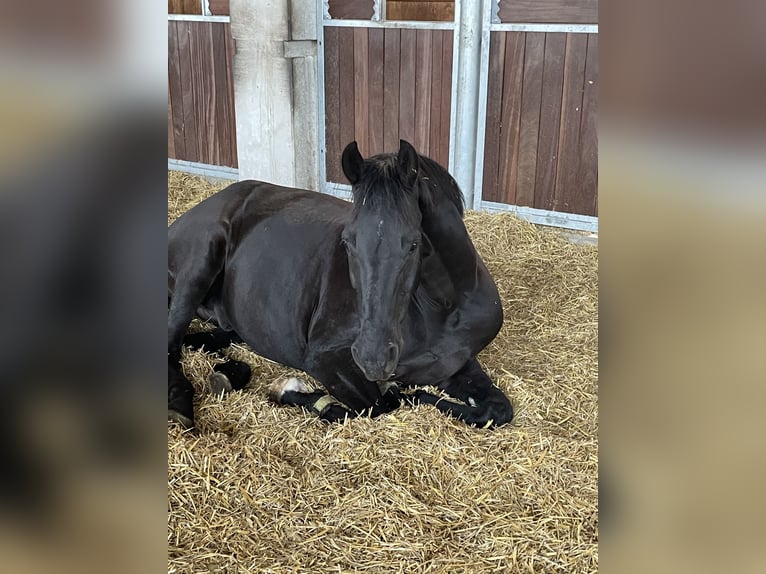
[328,0,375,20]
[497,0,597,24]
[168,0,202,15]
[388,0,454,22]
[482,32,597,216]
[324,27,453,183]
[168,20,238,168]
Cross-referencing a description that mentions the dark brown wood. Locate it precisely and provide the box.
[439,30,453,168]
[533,33,566,211]
[481,33,506,203]
[324,27,342,182]
[196,23,217,164]
[497,32,525,206]
[168,86,175,158]
[387,2,454,22]
[414,30,433,155]
[224,24,238,167]
[384,29,402,152]
[168,22,186,160]
[498,0,597,24]
[177,22,199,163]
[397,29,416,148]
[367,28,385,156]
[515,33,545,208]
[328,0,374,20]
[212,22,233,167]
[168,0,202,15]
[553,33,587,213]
[209,0,229,15]
[338,27,356,179]
[428,31,443,164]
[353,28,370,156]
[575,33,598,216]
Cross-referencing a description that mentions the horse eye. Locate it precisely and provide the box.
[409,242,418,253]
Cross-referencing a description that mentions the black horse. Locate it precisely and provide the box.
[168,140,514,428]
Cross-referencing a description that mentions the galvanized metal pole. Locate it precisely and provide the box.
[452,0,483,207]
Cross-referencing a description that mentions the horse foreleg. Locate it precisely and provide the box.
[410,359,514,428]
[268,377,401,422]
[267,376,351,422]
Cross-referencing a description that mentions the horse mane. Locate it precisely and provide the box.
[351,153,465,218]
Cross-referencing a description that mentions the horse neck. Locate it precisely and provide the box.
[420,198,479,294]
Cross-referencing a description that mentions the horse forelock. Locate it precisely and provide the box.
[350,153,464,219]
[351,154,419,219]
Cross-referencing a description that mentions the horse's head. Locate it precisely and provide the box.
[341,140,424,381]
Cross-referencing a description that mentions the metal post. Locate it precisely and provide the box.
[452,0,483,206]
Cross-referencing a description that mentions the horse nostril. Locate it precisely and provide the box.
[386,342,399,367]
[351,343,360,364]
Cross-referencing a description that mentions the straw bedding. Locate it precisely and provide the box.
[168,171,598,573]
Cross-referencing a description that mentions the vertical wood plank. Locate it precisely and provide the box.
[168,85,175,159]
[515,32,545,207]
[338,28,356,178]
[576,33,598,216]
[212,22,233,167]
[353,28,370,156]
[224,24,238,167]
[497,32,525,205]
[553,33,587,213]
[533,32,566,210]
[202,23,218,164]
[428,31,444,163]
[324,27,342,182]
[481,32,506,203]
[177,22,199,163]
[439,30,453,169]
[384,29,402,152]
[414,30,433,155]
[368,28,385,156]
[189,22,207,162]
[397,29,416,149]
[168,21,186,160]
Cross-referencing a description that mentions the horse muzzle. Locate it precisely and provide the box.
[350,339,400,381]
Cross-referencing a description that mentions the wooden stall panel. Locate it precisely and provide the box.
[482,31,597,216]
[497,0,598,24]
[167,21,238,167]
[324,27,453,183]
[169,0,202,15]
[209,0,230,15]
[387,0,455,22]
[328,0,375,20]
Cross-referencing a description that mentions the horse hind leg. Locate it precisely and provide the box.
[182,328,252,395]
[168,252,226,427]
[409,359,514,428]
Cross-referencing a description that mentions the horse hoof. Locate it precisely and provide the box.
[268,376,311,404]
[208,372,233,395]
[168,409,194,428]
[213,360,251,390]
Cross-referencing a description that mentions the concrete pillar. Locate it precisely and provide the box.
[230,0,319,190]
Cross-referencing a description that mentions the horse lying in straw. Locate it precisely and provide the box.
[168,140,514,428]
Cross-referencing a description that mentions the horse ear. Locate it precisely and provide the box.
[342,141,364,184]
[397,140,419,188]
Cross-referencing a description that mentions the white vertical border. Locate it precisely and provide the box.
[447,0,461,173]
[472,0,495,210]
[316,0,329,194]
